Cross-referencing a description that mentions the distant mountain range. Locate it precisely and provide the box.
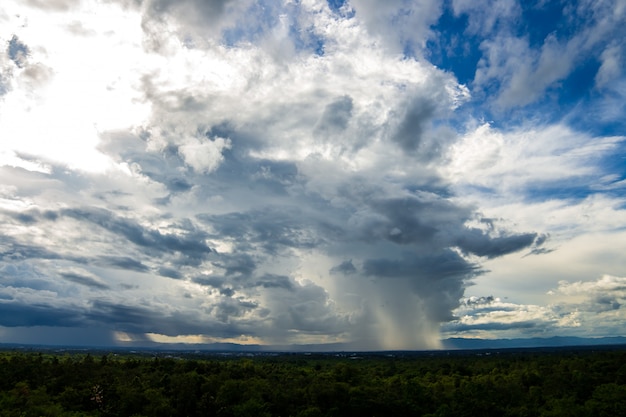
[2,336,625,353]
[118,336,626,352]
[441,336,626,350]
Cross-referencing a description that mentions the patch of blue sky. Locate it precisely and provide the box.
[518,1,573,48]
[326,0,345,13]
[427,6,480,85]
[565,90,626,138]
[522,178,615,204]
[0,76,8,97]
[558,59,601,103]
[289,23,325,56]
[326,0,354,18]
[221,1,280,46]
[598,142,626,181]
[8,35,29,68]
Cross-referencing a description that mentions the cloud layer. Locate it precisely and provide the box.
[1,0,625,349]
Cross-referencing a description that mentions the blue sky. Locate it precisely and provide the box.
[0,0,625,349]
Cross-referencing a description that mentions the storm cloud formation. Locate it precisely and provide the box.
[11,0,625,350]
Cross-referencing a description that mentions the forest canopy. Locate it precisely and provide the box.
[1,347,625,416]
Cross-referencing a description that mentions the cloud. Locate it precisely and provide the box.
[178,136,231,174]
[349,0,442,55]
[595,43,622,89]
[445,123,625,201]
[59,268,110,290]
[23,0,80,11]
[329,259,357,275]
[391,97,436,152]
[450,0,626,109]
[3,0,622,350]
[445,275,626,339]
[314,95,353,135]
[140,0,247,42]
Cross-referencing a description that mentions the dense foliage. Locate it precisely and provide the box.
[1,347,625,416]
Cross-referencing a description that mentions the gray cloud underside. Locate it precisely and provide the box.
[60,271,110,290]
[0,141,540,344]
[0,0,556,348]
[0,297,249,338]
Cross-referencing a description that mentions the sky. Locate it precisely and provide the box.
[0,0,625,350]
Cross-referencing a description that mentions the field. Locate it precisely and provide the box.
[1,346,625,416]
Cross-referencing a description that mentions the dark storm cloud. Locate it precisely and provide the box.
[0,236,62,262]
[211,297,259,323]
[352,195,539,259]
[330,259,357,275]
[192,275,225,288]
[165,177,193,192]
[99,126,299,201]
[363,250,480,282]
[3,207,212,267]
[270,280,349,335]
[286,300,345,333]
[0,301,84,327]
[94,256,149,272]
[199,206,321,254]
[219,287,235,296]
[60,207,212,258]
[0,233,150,275]
[315,95,354,135]
[254,274,295,291]
[157,266,182,279]
[3,208,57,225]
[212,252,257,277]
[455,229,538,258]
[87,299,249,337]
[392,97,436,152]
[0,262,56,292]
[364,250,480,322]
[365,196,444,244]
[60,271,110,290]
[589,295,622,313]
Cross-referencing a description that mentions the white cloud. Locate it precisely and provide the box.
[595,43,622,89]
[452,0,520,35]
[0,0,150,172]
[349,0,442,55]
[445,123,624,200]
[446,275,626,339]
[178,136,231,174]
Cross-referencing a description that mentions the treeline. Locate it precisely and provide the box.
[1,348,625,416]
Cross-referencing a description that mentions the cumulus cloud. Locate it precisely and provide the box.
[1,0,622,350]
[445,275,626,339]
[178,136,232,173]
